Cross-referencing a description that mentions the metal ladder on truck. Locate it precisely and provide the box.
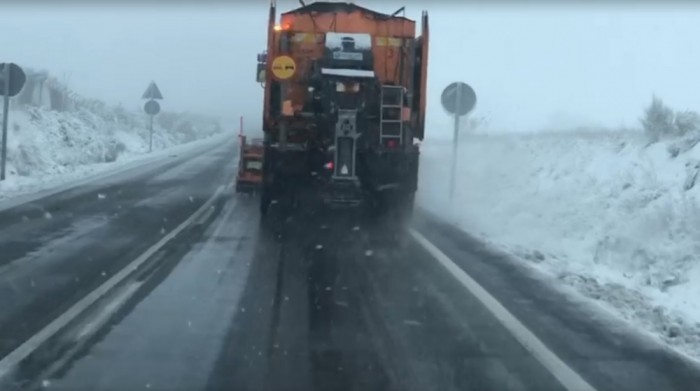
[380,85,404,147]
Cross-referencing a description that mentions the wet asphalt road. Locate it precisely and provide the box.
[0,138,235,360]
[2,142,700,391]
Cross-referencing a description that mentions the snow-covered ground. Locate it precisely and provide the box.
[418,130,700,360]
[0,105,226,203]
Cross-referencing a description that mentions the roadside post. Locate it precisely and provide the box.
[440,81,477,201]
[141,81,163,152]
[0,63,26,181]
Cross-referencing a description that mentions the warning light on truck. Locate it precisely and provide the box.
[274,23,290,31]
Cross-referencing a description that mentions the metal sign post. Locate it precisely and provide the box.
[440,81,477,202]
[149,114,154,152]
[141,81,163,153]
[143,99,160,152]
[0,63,27,181]
[450,86,462,200]
[1,66,9,181]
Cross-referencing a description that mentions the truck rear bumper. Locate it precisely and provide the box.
[319,180,363,208]
[235,180,262,193]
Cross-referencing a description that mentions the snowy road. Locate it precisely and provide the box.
[1,144,700,390]
[0,139,236,362]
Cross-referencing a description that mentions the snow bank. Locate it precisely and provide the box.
[0,105,223,201]
[418,130,700,359]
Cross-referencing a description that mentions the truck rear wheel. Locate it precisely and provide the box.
[399,192,415,222]
[260,188,271,216]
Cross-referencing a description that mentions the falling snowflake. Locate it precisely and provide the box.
[365,250,374,256]
[315,244,323,250]
[44,211,52,219]
[97,193,106,199]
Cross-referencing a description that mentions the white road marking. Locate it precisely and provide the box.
[194,204,216,226]
[208,198,237,241]
[76,281,143,340]
[0,185,226,381]
[410,229,597,391]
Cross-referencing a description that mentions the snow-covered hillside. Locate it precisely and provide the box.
[0,102,223,200]
[418,130,700,360]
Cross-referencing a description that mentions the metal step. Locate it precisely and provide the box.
[380,85,405,143]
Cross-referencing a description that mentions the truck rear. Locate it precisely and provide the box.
[256,1,429,219]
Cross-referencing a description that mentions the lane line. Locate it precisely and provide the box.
[205,197,237,244]
[195,205,217,226]
[0,185,225,381]
[75,196,236,342]
[409,229,597,391]
[76,281,144,340]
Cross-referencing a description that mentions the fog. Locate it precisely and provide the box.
[2,2,699,136]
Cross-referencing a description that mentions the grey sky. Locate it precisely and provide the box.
[1,2,699,136]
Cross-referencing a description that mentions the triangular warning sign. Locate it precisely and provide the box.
[341,165,349,175]
[142,81,163,100]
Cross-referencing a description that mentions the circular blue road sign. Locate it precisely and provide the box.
[441,82,476,116]
[144,100,160,115]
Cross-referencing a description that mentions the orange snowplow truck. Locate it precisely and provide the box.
[256,1,429,218]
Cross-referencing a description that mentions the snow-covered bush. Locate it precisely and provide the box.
[642,96,700,146]
[674,110,700,136]
[665,111,700,158]
[641,95,675,141]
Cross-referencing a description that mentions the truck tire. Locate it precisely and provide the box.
[260,189,271,216]
[400,193,415,222]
